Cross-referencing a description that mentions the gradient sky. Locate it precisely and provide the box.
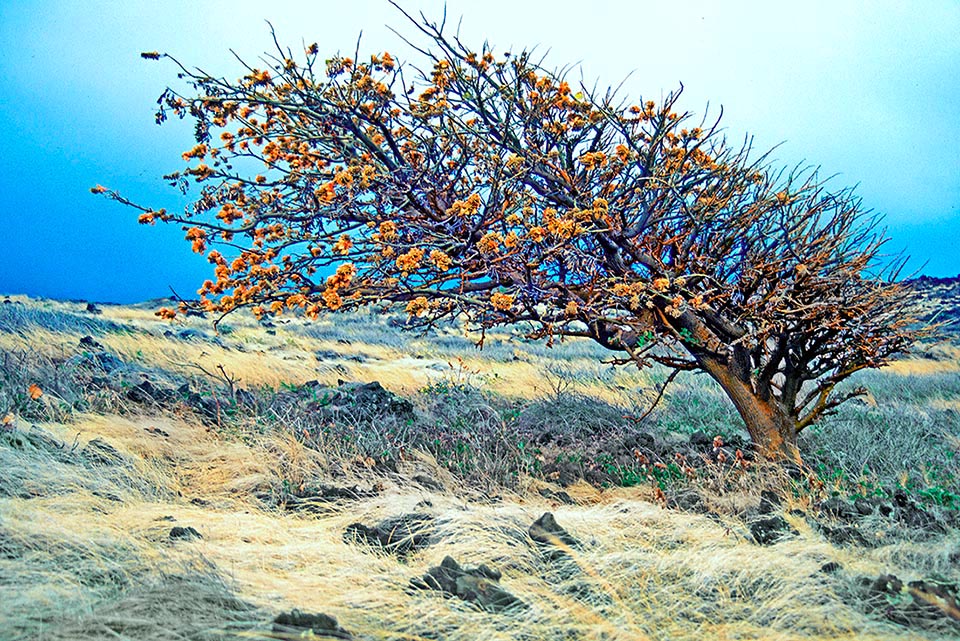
[1,0,957,303]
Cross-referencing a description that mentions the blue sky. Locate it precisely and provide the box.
[1,0,957,303]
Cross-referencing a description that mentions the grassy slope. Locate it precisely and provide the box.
[1,296,959,640]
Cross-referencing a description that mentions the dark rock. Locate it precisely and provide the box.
[623,431,657,451]
[538,487,576,505]
[781,462,806,481]
[93,352,125,373]
[284,484,381,512]
[749,516,798,545]
[854,497,876,516]
[546,460,582,487]
[410,556,526,613]
[81,438,126,466]
[169,526,202,541]
[820,497,859,521]
[70,350,126,374]
[861,573,960,628]
[529,512,579,550]
[413,474,444,492]
[91,490,123,502]
[3,428,67,455]
[897,503,947,535]
[85,303,102,315]
[893,488,911,508]
[689,431,713,448]
[344,513,433,557]
[758,489,782,515]
[126,380,175,405]
[79,335,104,350]
[821,523,874,547]
[235,388,256,407]
[332,381,414,418]
[820,561,843,574]
[273,610,352,639]
[667,490,706,513]
[144,425,169,437]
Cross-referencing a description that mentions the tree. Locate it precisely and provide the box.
[101,11,924,463]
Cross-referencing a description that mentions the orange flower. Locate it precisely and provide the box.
[396,247,424,272]
[490,292,514,311]
[90,185,108,194]
[326,263,356,289]
[185,227,207,253]
[381,51,395,70]
[378,221,398,241]
[181,144,208,161]
[548,218,577,240]
[316,182,337,202]
[429,250,451,272]
[405,296,430,316]
[333,235,354,255]
[28,384,43,400]
[155,307,177,320]
[578,151,607,170]
[322,289,343,310]
[652,277,670,292]
[477,232,501,254]
[446,193,482,217]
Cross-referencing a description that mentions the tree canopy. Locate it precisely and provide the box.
[101,10,924,462]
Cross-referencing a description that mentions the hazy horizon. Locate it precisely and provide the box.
[2,0,957,304]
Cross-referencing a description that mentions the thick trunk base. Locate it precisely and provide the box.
[701,359,802,464]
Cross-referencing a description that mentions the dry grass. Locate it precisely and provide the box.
[4,412,957,640]
[1,296,958,640]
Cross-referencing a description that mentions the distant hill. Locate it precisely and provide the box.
[906,274,960,334]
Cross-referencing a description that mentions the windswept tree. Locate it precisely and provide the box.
[101,12,923,462]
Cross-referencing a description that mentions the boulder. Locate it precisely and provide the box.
[344,513,433,557]
[79,335,104,350]
[749,516,798,545]
[410,556,526,613]
[332,381,414,419]
[272,610,352,639]
[538,487,576,505]
[529,512,580,551]
[82,437,127,466]
[169,526,202,541]
[860,573,960,629]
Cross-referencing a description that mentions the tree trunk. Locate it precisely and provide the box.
[698,356,802,464]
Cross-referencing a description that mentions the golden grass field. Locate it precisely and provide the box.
[1,295,958,640]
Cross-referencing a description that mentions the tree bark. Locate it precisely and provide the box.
[698,355,802,464]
